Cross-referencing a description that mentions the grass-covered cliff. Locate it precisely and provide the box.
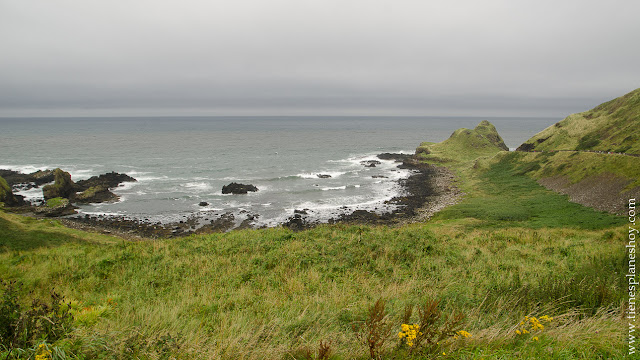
[517,87,640,154]
[510,89,640,214]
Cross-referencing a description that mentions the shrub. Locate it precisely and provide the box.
[0,280,73,350]
[353,298,393,360]
[398,299,466,355]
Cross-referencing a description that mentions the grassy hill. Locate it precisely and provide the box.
[512,89,640,214]
[517,88,640,154]
[416,120,508,163]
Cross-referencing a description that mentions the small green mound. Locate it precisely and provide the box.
[46,197,69,208]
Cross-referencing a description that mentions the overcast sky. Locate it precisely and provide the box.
[1,0,639,117]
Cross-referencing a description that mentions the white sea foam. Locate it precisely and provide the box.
[321,186,347,191]
[114,182,138,192]
[14,186,45,203]
[182,182,211,191]
[297,171,347,179]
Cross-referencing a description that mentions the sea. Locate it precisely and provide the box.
[0,116,557,227]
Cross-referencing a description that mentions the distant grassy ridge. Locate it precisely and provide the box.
[518,88,640,154]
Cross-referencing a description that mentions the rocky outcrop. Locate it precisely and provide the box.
[76,172,136,190]
[317,174,332,178]
[377,153,413,162]
[222,182,258,194]
[0,169,55,189]
[0,176,24,206]
[474,120,509,151]
[42,169,76,200]
[34,197,77,217]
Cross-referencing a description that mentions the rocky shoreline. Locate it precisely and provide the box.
[1,153,461,238]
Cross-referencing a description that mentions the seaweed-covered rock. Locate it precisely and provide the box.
[42,169,77,200]
[34,197,77,217]
[74,185,119,204]
[222,182,258,194]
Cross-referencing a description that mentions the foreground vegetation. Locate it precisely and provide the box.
[0,147,629,358]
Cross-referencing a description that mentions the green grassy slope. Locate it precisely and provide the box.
[517,88,640,154]
[0,208,627,359]
[432,152,625,229]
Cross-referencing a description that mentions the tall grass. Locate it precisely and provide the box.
[0,208,628,359]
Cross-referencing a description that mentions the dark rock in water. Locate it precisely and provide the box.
[317,174,332,178]
[35,197,77,217]
[76,171,137,191]
[294,209,308,215]
[74,185,118,204]
[222,182,258,194]
[372,175,388,179]
[199,201,209,206]
[377,153,413,162]
[42,169,76,200]
[360,160,381,167]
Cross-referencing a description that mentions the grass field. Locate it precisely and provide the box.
[0,147,630,359]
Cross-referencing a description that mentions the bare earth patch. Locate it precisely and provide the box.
[538,173,639,215]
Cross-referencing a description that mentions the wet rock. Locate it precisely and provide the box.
[377,153,413,162]
[222,182,258,194]
[76,171,137,190]
[199,201,209,206]
[372,175,388,179]
[361,160,381,167]
[317,174,332,178]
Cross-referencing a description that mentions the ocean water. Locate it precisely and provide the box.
[0,116,557,226]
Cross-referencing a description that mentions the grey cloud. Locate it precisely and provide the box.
[1,0,639,117]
